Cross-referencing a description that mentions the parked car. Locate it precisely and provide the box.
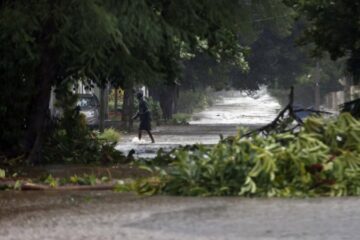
[77,94,100,127]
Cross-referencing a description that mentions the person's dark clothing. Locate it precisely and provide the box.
[136,99,151,130]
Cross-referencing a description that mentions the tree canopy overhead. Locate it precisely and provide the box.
[284,0,360,84]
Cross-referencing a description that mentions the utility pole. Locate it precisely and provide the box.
[314,61,321,111]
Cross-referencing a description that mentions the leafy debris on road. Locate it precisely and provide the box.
[131,113,360,197]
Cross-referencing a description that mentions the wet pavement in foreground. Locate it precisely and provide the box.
[1,191,359,240]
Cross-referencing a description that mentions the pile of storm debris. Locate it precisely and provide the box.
[243,87,359,137]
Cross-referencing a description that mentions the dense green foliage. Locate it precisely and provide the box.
[180,3,345,100]
[0,0,134,157]
[134,114,360,197]
[284,0,360,83]
[232,24,308,90]
[1,0,257,161]
[43,89,124,164]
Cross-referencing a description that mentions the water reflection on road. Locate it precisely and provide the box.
[116,87,281,158]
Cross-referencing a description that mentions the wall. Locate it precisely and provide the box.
[324,86,360,111]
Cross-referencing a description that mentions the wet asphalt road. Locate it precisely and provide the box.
[1,191,359,240]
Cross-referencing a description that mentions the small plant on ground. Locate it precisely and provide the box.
[43,175,59,188]
[41,174,111,187]
[68,174,103,185]
[0,168,5,179]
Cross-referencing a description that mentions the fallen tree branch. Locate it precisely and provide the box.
[0,180,116,191]
[241,86,327,138]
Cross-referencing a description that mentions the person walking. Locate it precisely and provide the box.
[132,92,155,143]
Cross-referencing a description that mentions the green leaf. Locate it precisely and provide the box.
[0,169,5,179]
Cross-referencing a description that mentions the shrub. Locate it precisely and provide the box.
[44,126,125,165]
[97,128,121,143]
[177,89,213,114]
[171,113,192,125]
[43,89,125,165]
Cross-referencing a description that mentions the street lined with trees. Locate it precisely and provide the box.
[1,0,305,164]
[0,0,258,163]
[0,0,359,199]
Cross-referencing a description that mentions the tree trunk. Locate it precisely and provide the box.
[159,85,177,120]
[24,70,53,164]
[23,8,57,164]
[99,86,106,133]
[114,87,118,112]
[173,85,179,113]
[122,86,134,131]
[104,84,109,119]
[160,94,172,120]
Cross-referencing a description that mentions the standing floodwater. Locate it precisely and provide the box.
[116,87,281,158]
[190,87,281,125]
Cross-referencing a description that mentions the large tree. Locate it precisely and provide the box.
[1,1,132,162]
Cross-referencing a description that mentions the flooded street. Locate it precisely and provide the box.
[116,88,281,158]
[190,87,281,125]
